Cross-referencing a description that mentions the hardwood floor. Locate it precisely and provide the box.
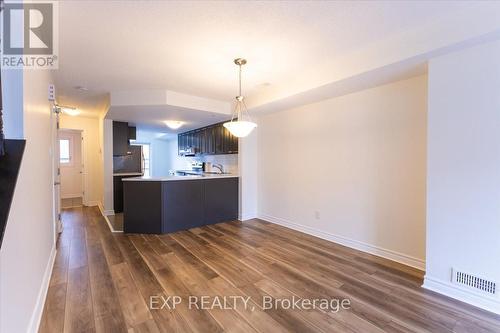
[39,207,500,333]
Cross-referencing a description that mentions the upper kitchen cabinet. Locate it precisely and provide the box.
[222,126,238,154]
[215,124,225,154]
[178,132,188,155]
[204,125,216,154]
[113,121,136,156]
[193,129,204,154]
[128,126,136,141]
[113,121,129,156]
[178,121,238,156]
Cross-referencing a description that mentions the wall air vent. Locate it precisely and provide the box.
[452,269,497,296]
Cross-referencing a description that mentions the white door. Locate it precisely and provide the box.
[52,108,62,234]
[59,129,83,199]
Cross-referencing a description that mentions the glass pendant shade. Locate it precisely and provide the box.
[223,120,257,138]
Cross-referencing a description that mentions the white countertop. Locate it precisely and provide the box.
[122,174,239,182]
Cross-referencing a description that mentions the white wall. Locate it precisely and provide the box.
[424,40,500,314]
[135,130,171,177]
[0,70,57,333]
[102,118,114,214]
[239,129,258,220]
[1,69,24,139]
[257,75,427,269]
[60,115,103,206]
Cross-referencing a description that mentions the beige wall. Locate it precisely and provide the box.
[257,75,427,268]
[60,114,103,206]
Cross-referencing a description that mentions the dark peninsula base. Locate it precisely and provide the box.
[123,177,239,234]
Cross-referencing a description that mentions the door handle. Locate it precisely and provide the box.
[54,182,60,186]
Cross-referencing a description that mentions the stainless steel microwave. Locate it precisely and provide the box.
[180,147,196,156]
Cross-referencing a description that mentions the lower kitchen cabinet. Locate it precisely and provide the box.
[123,177,239,234]
[162,180,205,232]
[113,175,142,213]
[121,181,163,233]
[204,178,239,223]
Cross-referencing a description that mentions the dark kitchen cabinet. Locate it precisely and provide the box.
[178,133,187,154]
[113,175,140,213]
[128,126,136,140]
[123,181,163,233]
[204,178,239,224]
[204,126,216,154]
[113,121,129,156]
[123,177,239,234]
[162,180,205,232]
[178,121,238,156]
[223,126,238,154]
[113,121,136,156]
[186,132,194,149]
[194,129,203,153]
[215,125,225,154]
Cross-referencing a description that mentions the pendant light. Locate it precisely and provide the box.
[223,58,257,138]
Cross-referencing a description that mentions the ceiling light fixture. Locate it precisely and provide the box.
[164,120,184,130]
[57,105,80,116]
[223,58,257,138]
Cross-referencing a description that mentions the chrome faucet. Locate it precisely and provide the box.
[213,163,224,174]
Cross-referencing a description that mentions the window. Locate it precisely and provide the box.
[59,139,71,164]
[132,143,151,177]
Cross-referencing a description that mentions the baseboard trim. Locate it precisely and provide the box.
[423,275,500,315]
[97,202,114,216]
[61,194,83,199]
[239,212,258,221]
[97,202,105,215]
[103,214,123,234]
[61,204,83,209]
[259,214,425,270]
[97,203,122,234]
[27,244,57,333]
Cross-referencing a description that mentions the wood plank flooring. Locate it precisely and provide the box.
[39,207,500,333]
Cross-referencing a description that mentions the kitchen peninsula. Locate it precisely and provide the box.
[122,174,238,233]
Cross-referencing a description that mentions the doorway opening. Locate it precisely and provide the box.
[59,129,85,209]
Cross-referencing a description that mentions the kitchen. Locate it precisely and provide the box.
[110,117,241,233]
[105,58,254,234]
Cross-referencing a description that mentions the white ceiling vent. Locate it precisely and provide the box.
[452,269,497,296]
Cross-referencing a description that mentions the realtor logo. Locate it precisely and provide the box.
[1,1,58,69]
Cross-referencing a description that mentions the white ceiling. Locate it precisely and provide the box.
[106,104,231,135]
[54,0,485,119]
